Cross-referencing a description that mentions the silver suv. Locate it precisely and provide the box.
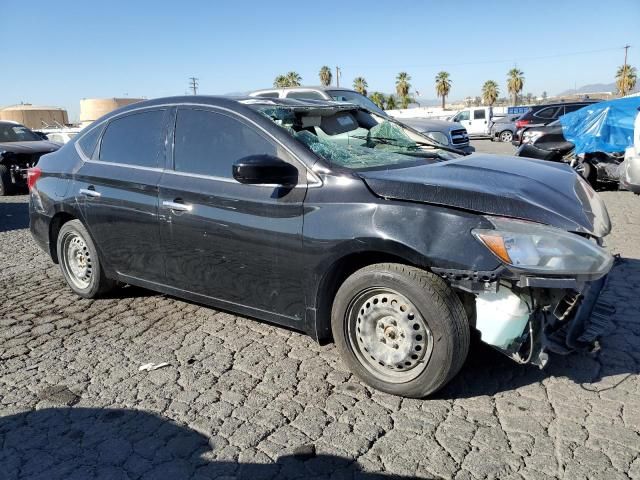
[249,86,473,154]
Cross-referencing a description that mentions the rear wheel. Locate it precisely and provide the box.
[56,220,115,298]
[0,165,12,196]
[331,263,469,398]
[499,130,513,143]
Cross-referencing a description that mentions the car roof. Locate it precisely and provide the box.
[91,95,361,123]
[251,86,357,94]
[0,120,22,126]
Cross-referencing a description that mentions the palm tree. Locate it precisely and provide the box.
[507,68,525,105]
[386,95,397,110]
[353,77,368,95]
[370,92,386,109]
[395,72,411,108]
[273,75,288,88]
[400,95,413,109]
[481,80,499,106]
[435,71,452,109]
[319,66,332,86]
[285,71,302,87]
[616,64,637,95]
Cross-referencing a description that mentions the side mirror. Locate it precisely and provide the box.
[232,154,298,187]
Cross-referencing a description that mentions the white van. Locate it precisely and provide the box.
[449,107,493,137]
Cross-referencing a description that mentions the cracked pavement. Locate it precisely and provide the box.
[1,186,639,479]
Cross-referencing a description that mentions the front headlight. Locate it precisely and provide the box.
[424,131,449,146]
[472,217,613,276]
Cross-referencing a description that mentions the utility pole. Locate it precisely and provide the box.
[188,77,199,95]
[335,66,340,87]
[621,45,631,96]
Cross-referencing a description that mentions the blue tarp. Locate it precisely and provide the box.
[559,97,640,155]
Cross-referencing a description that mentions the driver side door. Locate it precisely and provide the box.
[158,106,308,324]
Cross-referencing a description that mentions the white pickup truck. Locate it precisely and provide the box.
[448,107,493,137]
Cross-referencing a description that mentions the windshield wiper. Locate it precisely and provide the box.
[353,134,464,155]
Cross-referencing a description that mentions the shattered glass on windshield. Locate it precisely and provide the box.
[255,106,441,169]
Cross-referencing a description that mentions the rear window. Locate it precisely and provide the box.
[286,91,326,100]
[533,107,560,119]
[99,110,166,168]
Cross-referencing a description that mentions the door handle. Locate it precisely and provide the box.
[79,188,101,198]
[162,200,192,212]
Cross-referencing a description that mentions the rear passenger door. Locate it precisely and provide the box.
[75,108,168,283]
[158,106,308,322]
[470,109,488,135]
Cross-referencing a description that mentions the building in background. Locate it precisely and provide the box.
[79,98,144,127]
[0,104,69,129]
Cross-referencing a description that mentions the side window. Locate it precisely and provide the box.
[286,91,326,100]
[534,107,559,119]
[99,110,166,167]
[77,124,105,158]
[254,92,280,98]
[473,109,486,120]
[456,111,470,121]
[174,108,278,178]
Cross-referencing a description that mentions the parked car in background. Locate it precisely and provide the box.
[489,114,522,142]
[30,95,615,398]
[37,127,82,145]
[515,97,640,186]
[512,100,600,146]
[250,86,388,116]
[0,120,60,195]
[448,107,492,137]
[620,109,640,193]
[249,86,473,153]
[393,118,473,154]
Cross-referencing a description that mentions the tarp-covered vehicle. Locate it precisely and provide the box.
[515,97,640,186]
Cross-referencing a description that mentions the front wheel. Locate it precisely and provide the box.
[331,263,469,398]
[0,165,12,196]
[574,161,595,185]
[56,220,115,298]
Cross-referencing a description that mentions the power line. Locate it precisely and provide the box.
[340,46,624,70]
[188,77,199,95]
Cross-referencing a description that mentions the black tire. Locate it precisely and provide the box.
[56,219,115,298]
[0,164,12,196]
[331,263,469,398]
[574,161,596,185]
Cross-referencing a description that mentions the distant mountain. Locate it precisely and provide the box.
[556,82,617,96]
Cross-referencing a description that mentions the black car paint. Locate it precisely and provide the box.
[29,96,611,342]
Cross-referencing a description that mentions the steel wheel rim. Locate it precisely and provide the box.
[346,288,433,383]
[574,162,590,179]
[500,131,512,142]
[61,232,93,290]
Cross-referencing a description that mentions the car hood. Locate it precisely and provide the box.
[357,154,611,237]
[0,141,60,154]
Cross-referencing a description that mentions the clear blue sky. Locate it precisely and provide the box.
[2,0,639,121]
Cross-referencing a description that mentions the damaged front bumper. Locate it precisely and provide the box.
[435,267,616,368]
[491,277,614,367]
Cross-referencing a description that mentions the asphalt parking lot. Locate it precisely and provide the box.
[1,142,639,479]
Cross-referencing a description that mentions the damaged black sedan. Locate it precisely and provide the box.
[29,96,614,397]
[0,121,60,195]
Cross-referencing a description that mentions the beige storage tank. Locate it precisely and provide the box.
[0,104,69,129]
[80,98,144,127]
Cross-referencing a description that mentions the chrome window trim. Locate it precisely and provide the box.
[75,101,322,187]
